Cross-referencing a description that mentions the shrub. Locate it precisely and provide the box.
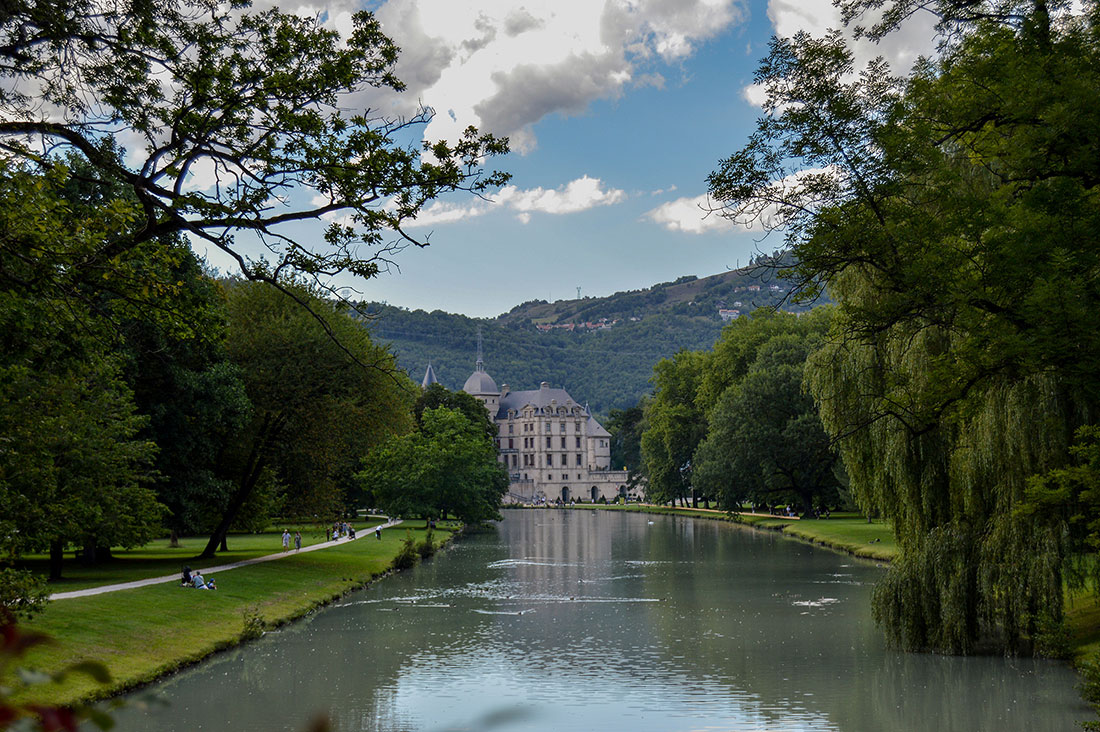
[391,530,420,570]
[416,529,436,559]
[241,607,266,640]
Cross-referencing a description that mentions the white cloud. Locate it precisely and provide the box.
[404,175,626,228]
[740,0,938,109]
[365,0,746,152]
[646,168,836,234]
[497,175,626,215]
[643,194,737,235]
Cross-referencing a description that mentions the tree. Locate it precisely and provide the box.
[415,383,497,442]
[607,400,647,491]
[707,3,1100,652]
[360,406,508,525]
[0,165,164,586]
[694,333,839,514]
[203,279,414,557]
[641,350,708,506]
[0,1,509,295]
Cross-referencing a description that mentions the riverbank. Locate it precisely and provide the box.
[563,503,898,561]
[569,503,1100,662]
[15,524,450,707]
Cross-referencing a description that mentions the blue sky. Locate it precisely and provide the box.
[198,0,937,318]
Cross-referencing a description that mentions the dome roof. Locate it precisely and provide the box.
[463,368,499,395]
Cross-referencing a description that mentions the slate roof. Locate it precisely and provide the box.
[421,362,439,389]
[462,367,499,395]
[495,383,588,420]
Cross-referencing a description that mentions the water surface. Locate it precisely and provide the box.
[110,510,1090,731]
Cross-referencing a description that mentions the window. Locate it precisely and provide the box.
[508,424,514,434]
[511,454,517,466]
[575,436,581,448]
[562,474,568,481]
[560,422,566,432]
[575,421,581,432]
[560,436,566,449]
[546,454,553,467]
[508,438,514,449]
[546,435,552,449]
[576,453,582,466]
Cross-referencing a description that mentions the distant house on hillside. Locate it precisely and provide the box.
[458,351,631,504]
[718,309,740,321]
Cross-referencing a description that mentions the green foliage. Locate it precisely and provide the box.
[640,350,709,505]
[0,1,508,287]
[416,529,437,559]
[362,260,822,420]
[240,607,266,641]
[203,280,415,557]
[710,3,1100,652]
[391,531,421,571]
[606,401,647,487]
[416,383,496,441]
[0,569,49,620]
[694,321,839,514]
[360,406,508,526]
[0,164,165,586]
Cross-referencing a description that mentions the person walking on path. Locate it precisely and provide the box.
[282,529,290,552]
[294,531,301,551]
[375,526,382,540]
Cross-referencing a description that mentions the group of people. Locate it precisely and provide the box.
[181,566,216,590]
[328,522,355,541]
[281,529,302,551]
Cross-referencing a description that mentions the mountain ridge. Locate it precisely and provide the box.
[359,258,823,418]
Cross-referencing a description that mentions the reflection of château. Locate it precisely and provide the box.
[450,353,630,503]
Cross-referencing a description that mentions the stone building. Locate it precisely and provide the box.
[459,355,631,504]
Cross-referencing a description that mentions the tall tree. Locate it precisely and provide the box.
[641,350,708,506]
[607,400,647,490]
[707,3,1100,652]
[204,279,414,557]
[694,333,839,514]
[0,165,164,586]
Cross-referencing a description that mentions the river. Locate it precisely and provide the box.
[108,509,1090,731]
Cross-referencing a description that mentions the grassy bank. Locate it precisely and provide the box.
[15,523,450,706]
[18,519,387,593]
[567,503,898,561]
[574,503,1100,662]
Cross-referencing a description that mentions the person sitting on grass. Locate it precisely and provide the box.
[181,566,193,587]
[192,570,207,589]
[206,577,217,590]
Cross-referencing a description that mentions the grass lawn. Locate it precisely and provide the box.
[568,503,898,561]
[16,523,450,706]
[18,519,387,593]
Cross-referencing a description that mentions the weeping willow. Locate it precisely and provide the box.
[808,273,1095,653]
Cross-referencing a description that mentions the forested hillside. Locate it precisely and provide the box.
[359,259,821,417]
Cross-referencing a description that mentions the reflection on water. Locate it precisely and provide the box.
[106,510,1092,731]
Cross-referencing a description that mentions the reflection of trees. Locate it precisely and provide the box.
[112,512,1086,732]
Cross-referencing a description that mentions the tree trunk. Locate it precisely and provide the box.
[49,539,64,581]
[169,529,180,548]
[201,414,280,558]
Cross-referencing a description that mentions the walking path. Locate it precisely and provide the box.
[49,518,404,600]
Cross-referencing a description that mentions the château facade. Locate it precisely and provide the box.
[458,356,631,503]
